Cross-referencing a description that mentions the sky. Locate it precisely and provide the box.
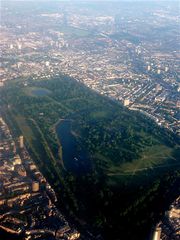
[2,0,179,1]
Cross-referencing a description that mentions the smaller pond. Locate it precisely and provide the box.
[56,120,92,174]
[31,88,50,97]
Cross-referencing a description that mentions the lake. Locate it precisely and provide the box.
[56,120,91,174]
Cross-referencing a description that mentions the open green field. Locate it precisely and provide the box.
[14,115,34,142]
[108,145,175,176]
[60,25,91,38]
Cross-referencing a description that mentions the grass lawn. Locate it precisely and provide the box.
[60,25,90,38]
[90,110,110,119]
[107,145,175,176]
[13,115,35,142]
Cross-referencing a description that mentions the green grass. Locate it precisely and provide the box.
[13,115,35,142]
[60,25,90,38]
[90,110,110,119]
[107,145,175,176]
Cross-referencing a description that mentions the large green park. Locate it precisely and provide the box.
[1,75,179,239]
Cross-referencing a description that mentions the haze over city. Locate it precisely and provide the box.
[0,1,179,240]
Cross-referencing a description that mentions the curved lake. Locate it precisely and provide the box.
[56,120,91,174]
